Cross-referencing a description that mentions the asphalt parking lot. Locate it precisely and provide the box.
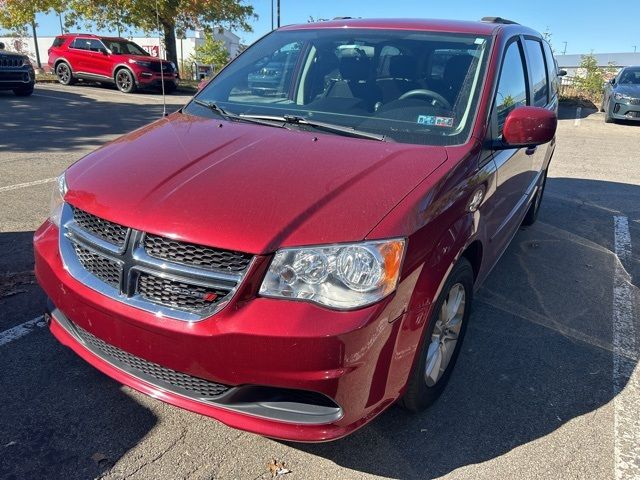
[1,83,638,480]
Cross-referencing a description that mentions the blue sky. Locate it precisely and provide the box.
[15,0,640,54]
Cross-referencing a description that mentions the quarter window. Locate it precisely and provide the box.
[495,41,527,135]
[542,41,558,97]
[524,39,549,107]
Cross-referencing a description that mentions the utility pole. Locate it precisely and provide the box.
[31,20,42,69]
[634,46,637,53]
[271,0,274,30]
[277,0,281,28]
[562,41,567,55]
[58,13,64,34]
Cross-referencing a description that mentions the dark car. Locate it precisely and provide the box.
[47,34,178,93]
[0,41,35,96]
[36,17,558,442]
[602,66,640,123]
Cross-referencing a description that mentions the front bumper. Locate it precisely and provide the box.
[34,220,419,441]
[0,69,35,90]
[137,71,178,88]
[610,100,640,121]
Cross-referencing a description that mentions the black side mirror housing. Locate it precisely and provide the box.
[558,69,567,77]
[609,78,616,85]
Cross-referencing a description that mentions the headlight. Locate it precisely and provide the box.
[129,59,152,68]
[614,92,631,101]
[49,173,67,227]
[259,239,405,309]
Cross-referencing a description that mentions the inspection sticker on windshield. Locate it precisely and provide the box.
[417,115,435,125]
[435,116,454,127]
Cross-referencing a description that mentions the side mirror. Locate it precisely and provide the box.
[100,48,109,55]
[501,106,557,148]
[558,69,567,77]
[0,41,5,50]
[609,78,616,85]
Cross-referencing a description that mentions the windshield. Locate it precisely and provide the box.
[185,29,491,145]
[101,39,149,56]
[619,68,640,85]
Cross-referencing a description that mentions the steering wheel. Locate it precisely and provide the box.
[398,89,452,110]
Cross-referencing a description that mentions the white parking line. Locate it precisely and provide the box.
[32,93,76,102]
[0,177,56,193]
[574,107,582,126]
[0,316,45,347]
[612,215,640,480]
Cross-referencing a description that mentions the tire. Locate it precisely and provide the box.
[55,62,75,85]
[115,68,136,93]
[163,82,177,93]
[13,86,34,96]
[604,109,614,123]
[521,169,547,227]
[399,257,474,412]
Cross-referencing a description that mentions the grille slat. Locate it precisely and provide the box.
[73,243,121,288]
[72,207,129,247]
[74,322,231,398]
[144,234,252,273]
[137,273,229,313]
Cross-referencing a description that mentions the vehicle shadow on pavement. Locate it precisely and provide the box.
[0,230,158,480]
[289,177,639,479]
[0,87,186,153]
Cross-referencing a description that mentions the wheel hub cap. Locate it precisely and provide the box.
[424,283,465,386]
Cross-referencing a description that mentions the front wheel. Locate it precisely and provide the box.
[400,257,474,412]
[115,69,136,93]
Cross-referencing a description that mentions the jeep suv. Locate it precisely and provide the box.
[47,34,178,93]
[0,41,35,96]
[35,17,559,442]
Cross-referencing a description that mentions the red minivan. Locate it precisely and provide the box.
[35,17,558,442]
[47,34,179,93]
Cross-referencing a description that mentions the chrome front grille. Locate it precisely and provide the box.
[143,234,252,272]
[72,206,128,248]
[59,204,254,321]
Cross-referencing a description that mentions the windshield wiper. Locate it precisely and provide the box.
[192,99,286,129]
[239,113,388,142]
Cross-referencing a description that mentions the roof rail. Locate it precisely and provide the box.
[480,16,519,25]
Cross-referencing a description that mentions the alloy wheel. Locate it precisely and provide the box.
[56,63,70,84]
[424,283,466,386]
[116,70,133,92]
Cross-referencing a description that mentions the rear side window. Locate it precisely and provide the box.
[542,41,558,97]
[524,39,549,107]
[52,37,65,48]
[495,41,527,135]
[72,38,104,52]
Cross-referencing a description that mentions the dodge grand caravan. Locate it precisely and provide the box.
[35,17,559,442]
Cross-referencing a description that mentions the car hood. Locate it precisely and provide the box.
[65,112,447,254]
[614,84,640,96]
[118,54,169,64]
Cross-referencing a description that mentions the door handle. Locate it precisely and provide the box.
[525,146,537,156]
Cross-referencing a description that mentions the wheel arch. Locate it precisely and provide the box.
[112,64,137,84]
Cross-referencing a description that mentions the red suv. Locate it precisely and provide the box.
[47,34,178,93]
[35,18,558,441]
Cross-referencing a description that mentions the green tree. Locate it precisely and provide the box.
[191,33,230,72]
[575,54,615,100]
[64,0,255,68]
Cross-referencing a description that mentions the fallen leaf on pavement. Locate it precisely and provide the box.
[267,459,291,478]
